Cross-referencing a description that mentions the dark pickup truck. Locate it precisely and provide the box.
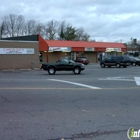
[40,58,85,75]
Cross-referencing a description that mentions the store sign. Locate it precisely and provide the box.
[0,48,34,54]
[106,48,121,52]
[49,47,71,52]
[85,48,94,51]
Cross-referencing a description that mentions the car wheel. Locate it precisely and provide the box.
[73,67,81,74]
[48,67,56,75]
[133,62,136,66]
[116,63,121,68]
[101,63,105,68]
[123,66,127,68]
[108,66,111,68]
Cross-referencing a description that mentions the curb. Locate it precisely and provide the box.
[1,69,15,72]
[0,68,40,72]
[88,63,99,65]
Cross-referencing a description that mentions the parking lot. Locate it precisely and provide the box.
[0,64,140,140]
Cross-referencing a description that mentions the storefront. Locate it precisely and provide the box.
[39,35,126,63]
[105,48,122,57]
[0,35,127,70]
[41,46,96,62]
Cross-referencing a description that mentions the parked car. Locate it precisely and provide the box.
[40,58,85,75]
[129,56,140,66]
[100,56,130,68]
[75,57,89,65]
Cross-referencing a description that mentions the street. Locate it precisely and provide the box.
[0,64,140,140]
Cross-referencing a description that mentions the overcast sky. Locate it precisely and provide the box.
[0,0,140,42]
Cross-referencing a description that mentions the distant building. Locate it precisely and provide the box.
[125,39,140,56]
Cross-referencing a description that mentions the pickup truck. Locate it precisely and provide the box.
[40,58,85,75]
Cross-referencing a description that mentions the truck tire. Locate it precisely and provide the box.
[101,63,105,68]
[73,67,81,74]
[48,67,56,75]
[133,62,136,66]
[116,63,121,68]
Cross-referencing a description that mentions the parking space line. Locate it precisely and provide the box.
[48,79,101,89]
[134,77,140,85]
[0,87,139,90]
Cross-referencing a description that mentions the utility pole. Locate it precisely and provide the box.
[0,27,1,40]
[131,38,133,55]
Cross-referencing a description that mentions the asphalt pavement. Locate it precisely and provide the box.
[0,64,140,140]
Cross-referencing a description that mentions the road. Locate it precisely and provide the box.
[0,64,140,140]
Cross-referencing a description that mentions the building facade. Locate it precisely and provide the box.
[125,39,140,57]
[39,35,127,63]
[0,38,40,70]
[0,35,127,70]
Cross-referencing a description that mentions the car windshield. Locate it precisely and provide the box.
[56,60,60,63]
[135,58,140,60]
[123,56,130,60]
[129,56,140,60]
[70,60,75,63]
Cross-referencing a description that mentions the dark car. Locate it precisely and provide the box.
[75,57,89,65]
[100,56,130,68]
[129,56,140,66]
[41,58,85,75]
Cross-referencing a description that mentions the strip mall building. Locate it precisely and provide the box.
[0,35,127,69]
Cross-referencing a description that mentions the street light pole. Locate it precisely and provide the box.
[131,38,133,55]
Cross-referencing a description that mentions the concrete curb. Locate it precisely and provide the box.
[88,63,100,65]
[1,69,16,72]
[0,68,40,72]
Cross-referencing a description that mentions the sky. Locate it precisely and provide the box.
[0,0,140,43]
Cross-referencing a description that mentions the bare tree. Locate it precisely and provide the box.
[42,20,59,40]
[0,21,5,39]
[82,33,90,41]
[25,20,37,35]
[75,27,84,40]
[75,27,90,41]
[15,15,25,36]
[2,14,25,37]
[24,19,44,36]
[3,14,20,37]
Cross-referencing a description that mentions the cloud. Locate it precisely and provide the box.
[0,0,140,42]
